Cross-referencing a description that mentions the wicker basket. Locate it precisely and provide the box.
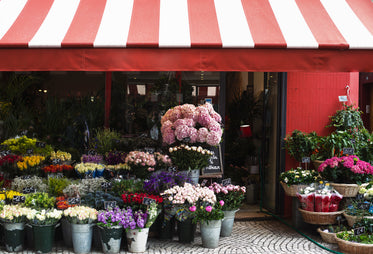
[330,183,359,197]
[312,160,324,170]
[298,208,344,225]
[343,212,373,227]
[317,227,337,244]
[335,236,373,254]
[280,182,306,197]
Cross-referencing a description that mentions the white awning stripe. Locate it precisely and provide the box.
[268,0,318,48]
[29,0,80,47]
[159,0,190,48]
[94,0,134,47]
[214,0,254,48]
[321,0,373,49]
[0,0,27,40]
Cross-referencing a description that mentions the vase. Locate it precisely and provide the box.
[200,219,222,248]
[220,209,239,237]
[3,222,25,252]
[126,228,149,253]
[99,225,123,254]
[32,223,57,254]
[71,223,93,254]
[93,224,103,249]
[177,218,196,243]
[25,223,34,249]
[61,218,73,248]
[181,169,200,185]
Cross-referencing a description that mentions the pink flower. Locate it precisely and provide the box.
[219,200,224,206]
[206,131,221,146]
[205,206,212,212]
[189,206,196,212]
[175,125,190,141]
[188,127,198,143]
[197,128,209,143]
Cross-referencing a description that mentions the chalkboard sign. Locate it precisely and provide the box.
[21,175,32,180]
[22,187,36,194]
[142,197,156,205]
[68,197,81,205]
[144,147,155,154]
[302,157,311,163]
[88,150,97,156]
[101,182,112,191]
[36,142,46,148]
[202,145,223,176]
[26,149,33,155]
[357,202,370,210]
[52,158,61,165]
[168,166,177,172]
[222,178,231,186]
[84,172,94,179]
[104,201,117,209]
[201,179,208,187]
[354,226,365,236]
[12,195,25,204]
[0,150,11,157]
[343,147,354,155]
[350,139,356,144]
[48,173,63,179]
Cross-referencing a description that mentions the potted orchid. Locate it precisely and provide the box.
[209,182,246,236]
[124,151,156,179]
[63,206,98,254]
[318,155,373,197]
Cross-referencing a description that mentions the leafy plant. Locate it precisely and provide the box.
[90,128,121,155]
[48,177,71,197]
[81,191,124,210]
[24,192,55,210]
[112,179,144,196]
[328,104,364,131]
[279,167,321,186]
[284,130,318,162]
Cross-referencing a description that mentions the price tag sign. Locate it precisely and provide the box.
[142,197,156,206]
[222,178,231,186]
[26,149,33,155]
[22,187,36,194]
[343,147,354,155]
[0,150,11,157]
[104,201,117,209]
[36,142,46,148]
[301,157,311,163]
[144,147,155,154]
[354,226,366,236]
[201,179,208,187]
[88,150,97,156]
[21,175,32,180]
[85,172,94,179]
[357,202,370,210]
[350,139,356,144]
[357,194,364,200]
[168,166,177,172]
[101,182,112,191]
[52,159,61,165]
[67,197,81,205]
[48,173,64,179]
[12,195,25,204]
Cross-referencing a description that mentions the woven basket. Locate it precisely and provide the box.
[343,212,373,227]
[280,182,306,197]
[330,183,359,197]
[298,208,344,225]
[317,227,337,244]
[335,236,373,254]
[312,160,324,170]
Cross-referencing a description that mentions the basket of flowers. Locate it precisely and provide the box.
[279,167,321,197]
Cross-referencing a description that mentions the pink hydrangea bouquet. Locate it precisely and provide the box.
[124,151,156,179]
[153,152,172,170]
[318,155,373,184]
[161,103,223,146]
[209,182,246,211]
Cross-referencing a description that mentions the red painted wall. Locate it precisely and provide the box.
[283,72,359,217]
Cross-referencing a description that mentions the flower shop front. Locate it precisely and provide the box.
[0,0,373,226]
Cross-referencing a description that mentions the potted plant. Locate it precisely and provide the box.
[27,208,63,253]
[284,130,318,165]
[318,155,373,197]
[153,152,172,171]
[279,167,321,197]
[124,151,156,179]
[97,207,127,254]
[0,204,34,252]
[11,175,48,193]
[193,201,225,249]
[208,182,246,237]
[63,206,98,254]
[317,224,348,244]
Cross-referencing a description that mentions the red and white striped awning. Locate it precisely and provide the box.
[0,0,373,71]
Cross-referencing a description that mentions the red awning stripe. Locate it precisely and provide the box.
[0,0,372,49]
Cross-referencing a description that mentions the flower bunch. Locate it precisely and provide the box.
[56,196,77,210]
[121,192,163,210]
[318,155,373,184]
[192,200,225,224]
[106,163,130,172]
[16,155,45,173]
[154,152,172,170]
[50,150,72,162]
[143,171,190,195]
[209,182,246,210]
[0,205,34,223]
[11,176,48,193]
[1,136,53,156]
[43,164,73,174]
[63,206,98,224]
[279,167,321,186]
[161,103,223,146]
[27,208,63,225]
[105,151,126,165]
[81,154,103,164]
[358,183,373,200]
[24,192,55,210]
[169,144,212,170]
[97,207,130,228]
[0,154,21,166]
[124,151,156,179]
[75,162,105,174]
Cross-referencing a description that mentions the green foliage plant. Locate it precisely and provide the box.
[112,179,144,197]
[24,192,55,210]
[48,177,71,197]
[328,104,364,131]
[284,130,318,162]
[90,128,121,154]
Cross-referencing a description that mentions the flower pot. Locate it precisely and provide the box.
[330,183,359,197]
[99,225,123,254]
[158,214,175,240]
[200,219,222,248]
[2,222,25,252]
[32,223,57,254]
[93,224,103,249]
[61,218,73,248]
[177,218,196,243]
[71,223,93,254]
[126,228,149,253]
[220,209,239,237]
[189,169,200,185]
[25,223,34,249]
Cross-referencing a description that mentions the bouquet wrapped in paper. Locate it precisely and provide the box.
[296,185,315,212]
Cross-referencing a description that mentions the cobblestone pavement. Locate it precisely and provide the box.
[0,220,340,254]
